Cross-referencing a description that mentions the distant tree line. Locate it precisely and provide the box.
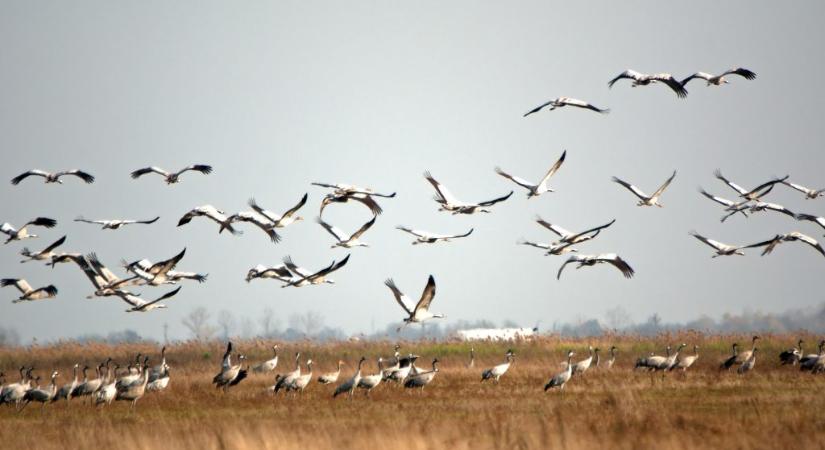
[4,303,825,346]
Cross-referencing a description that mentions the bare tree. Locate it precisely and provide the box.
[182,307,217,341]
[259,307,275,337]
[0,326,21,347]
[605,306,633,330]
[288,311,325,336]
[238,317,256,339]
[216,310,237,340]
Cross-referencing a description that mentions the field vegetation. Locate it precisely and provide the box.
[1,332,824,449]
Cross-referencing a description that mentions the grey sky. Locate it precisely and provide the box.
[1,1,824,342]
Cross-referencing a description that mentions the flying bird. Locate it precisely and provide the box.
[782,180,825,200]
[612,171,676,207]
[20,235,66,264]
[317,216,376,248]
[315,184,395,216]
[714,170,788,201]
[281,255,351,287]
[698,189,749,222]
[495,150,566,198]
[177,205,240,235]
[122,249,187,286]
[680,68,756,86]
[425,171,512,214]
[224,212,281,243]
[746,201,796,219]
[123,258,207,284]
[744,232,825,258]
[396,226,474,245]
[1,279,58,303]
[130,165,212,184]
[320,192,387,216]
[518,238,578,256]
[607,69,688,98]
[535,217,615,247]
[312,183,396,198]
[115,287,182,313]
[385,275,444,331]
[248,194,307,228]
[1,217,57,244]
[557,254,635,280]
[11,169,94,185]
[74,216,159,230]
[245,264,293,283]
[523,97,609,116]
[689,231,746,257]
[84,253,140,296]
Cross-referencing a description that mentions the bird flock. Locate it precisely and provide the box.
[6,333,824,412]
[3,64,825,410]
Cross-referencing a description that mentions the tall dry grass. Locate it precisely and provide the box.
[2,333,825,450]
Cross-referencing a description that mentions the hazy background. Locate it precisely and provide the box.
[1,1,824,343]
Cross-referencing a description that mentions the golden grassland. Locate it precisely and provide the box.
[2,332,825,450]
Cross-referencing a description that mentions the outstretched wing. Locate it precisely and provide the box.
[248,198,279,222]
[743,176,789,199]
[567,219,616,242]
[424,172,462,206]
[721,67,756,80]
[796,213,825,232]
[41,235,67,253]
[282,256,312,278]
[74,216,106,225]
[10,170,50,185]
[135,217,160,225]
[282,193,308,219]
[155,248,186,275]
[413,275,437,313]
[608,69,642,88]
[350,216,377,240]
[384,278,413,315]
[535,216,572,239]
[679,72,711,86]
[523,99,555,117]
[495,167,535,190]
[176,165,213,176]
[396,226,427,238]
[478,191,513,207]
[518,239,551,250]
[699,189,737,208]
[142,287,182,308]
[787,232,825,258]
[556,257,579,280]
[690,231,724,251]
[560,98,609,114]
[652,171,677,198]
[599,255,635,278]
[316,217,348,242]
[131,167,169,179]
[537,150,567,189]
[743,235,782,255]
[612,177,649,200]
[1,278,31,294]
[444,228,473,239]
[56,170,95,183]
[650,74,688,98]
[714,170,748,195]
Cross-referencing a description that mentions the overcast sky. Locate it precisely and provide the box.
[1,1,824,342]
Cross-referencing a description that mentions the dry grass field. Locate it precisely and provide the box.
[2,332,825,450]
